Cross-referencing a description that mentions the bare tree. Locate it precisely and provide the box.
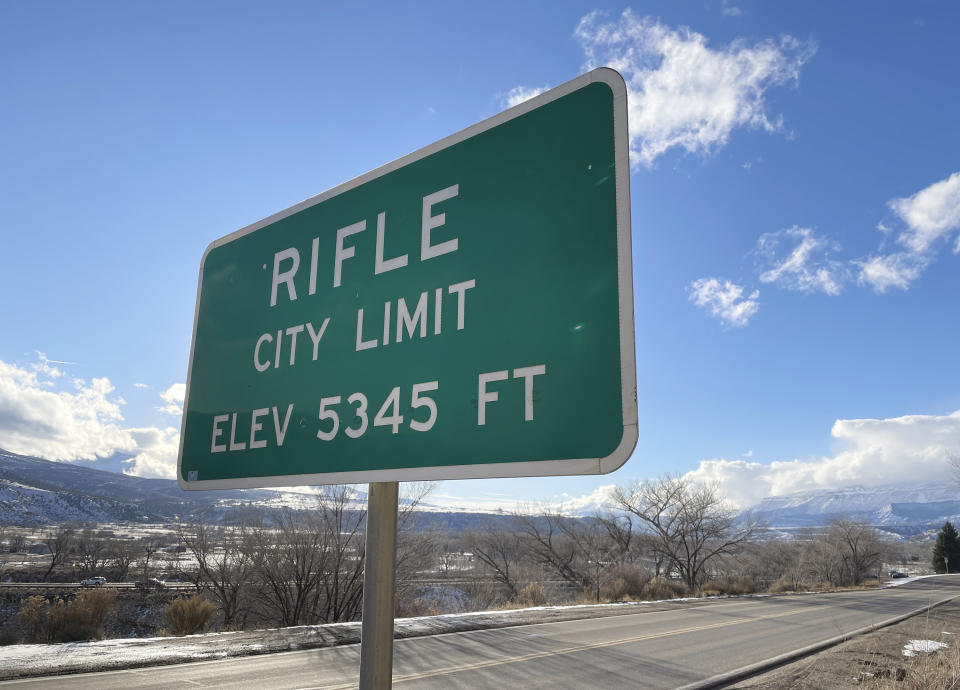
[307,486,367,624]
[596,514,635,561]
[513,509,587,590]
[466,522,526,599]
[827,519,884,585]
[8,533,27,553]
[245,509,329,627]
[512,508,623,599]
[41,527,74,582]
[395,481,438,595]
[108,539,139,581]
[800,527,845,586]
[178,520,255,628]
[140,536,164,580]
[612,475,760,590]
[737,540,803,590]
[75,527,111,578]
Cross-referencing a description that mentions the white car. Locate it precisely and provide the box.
[80,576,107,587]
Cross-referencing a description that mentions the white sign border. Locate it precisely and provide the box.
[178,67,637,490]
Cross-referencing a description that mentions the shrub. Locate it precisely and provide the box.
[601,577,631,602]
[48,589,116,642]
[71,589,116,626]
[18,595,47,642]
[700,575,754,596]
[165,595,216,636]
[767,574,805,593]
[19,590,116,643]
[639,576,689,601]
[699,581,725,597]
[511,582,548,608]
[397,598,442,618]
[729,576,756,595]
[600,564,651,601]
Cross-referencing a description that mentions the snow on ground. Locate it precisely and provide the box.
[883,574,939,588]
[902,639,949,657]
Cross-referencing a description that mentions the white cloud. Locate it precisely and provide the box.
[555,484,618,515]
[29,352,69,384]
[133,382,149,389]
[124,427,179,479]
[688,277,759,327]
[756,226,848,295]
[858,171,960,293]
[574,10,815,166]
[500,85,549,109]
[0,359,135,461]
[0,356,180,479]
[889,171,960,254]
[855,252,926,293]
[685,409,960,508]
[721,1,743,17]
[156,382,186,416]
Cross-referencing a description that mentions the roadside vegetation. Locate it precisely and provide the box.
[0,476,938,644]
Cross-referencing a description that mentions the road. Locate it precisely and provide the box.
[2,576,957,689]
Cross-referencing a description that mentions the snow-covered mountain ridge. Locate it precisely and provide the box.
[746,483,960,534]
[2,448,957,536]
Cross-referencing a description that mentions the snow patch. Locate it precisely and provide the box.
[883,574,943,588]
[903,639,948,657]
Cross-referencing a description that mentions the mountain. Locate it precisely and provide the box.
[3,448,958,538]
[0,448,312,526]
[746,484,960,537]
[0,449,487,528]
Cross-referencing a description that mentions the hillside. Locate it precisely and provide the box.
[0,449,285,525]
[2,449,958,538]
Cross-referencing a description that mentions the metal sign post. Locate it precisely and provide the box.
[359,482,398,689]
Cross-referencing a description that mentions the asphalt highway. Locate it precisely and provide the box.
[3,576,957,689]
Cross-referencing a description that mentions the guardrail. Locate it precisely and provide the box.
[0,582,195,590]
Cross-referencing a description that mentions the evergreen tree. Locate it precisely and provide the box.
[932,521,960,574]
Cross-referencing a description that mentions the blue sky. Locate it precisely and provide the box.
[1,1,958,511]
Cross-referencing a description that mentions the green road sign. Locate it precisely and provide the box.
[178,68,636,490]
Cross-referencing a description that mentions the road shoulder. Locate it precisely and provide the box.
[728,598,960,689]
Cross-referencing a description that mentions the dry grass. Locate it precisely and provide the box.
[510,582,548,608]
[396,598,443,618]
[862,634,959,689]
[600,565,652,602]
[700,576,756,597]
[164,595,216,636]
[640,576,690,600]
[17,590,116,643]
[767,574,807,593]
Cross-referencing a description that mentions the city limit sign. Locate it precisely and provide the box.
[177,68,637,490]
